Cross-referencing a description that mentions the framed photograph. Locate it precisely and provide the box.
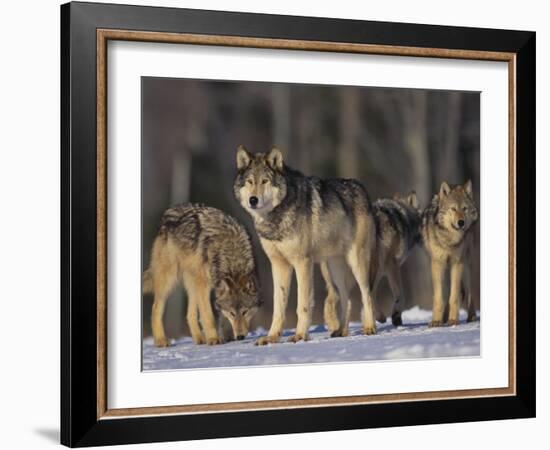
[61,1,535,447]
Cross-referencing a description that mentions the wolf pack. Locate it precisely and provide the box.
[144,146,479,347]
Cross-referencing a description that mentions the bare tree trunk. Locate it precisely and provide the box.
[401,91,431,312]
[296,91,313,174]
[271,84,291,152]
[441,92,463,182]
[170,148,191,205]
[338,87,360,179]
[403,91,430,204]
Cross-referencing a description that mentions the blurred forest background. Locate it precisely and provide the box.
[141,77,480,339]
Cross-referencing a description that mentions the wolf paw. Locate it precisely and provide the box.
[154,336,171,347]
[325,320,341,334]
[330,329,349,338]
[192,336,206,345]
[429,320,443,327]
[255,335,279,346]
[362,326,376,336]
[391,313,403,327]
[447,319,459,326]
[467,314,479,323]
[288,334,308,343]
[206,337,223,345]
[376,313,387,324]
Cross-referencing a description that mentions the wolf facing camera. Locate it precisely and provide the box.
[143,204,261,347]
[421,181,479,326]
[233,145,378,345]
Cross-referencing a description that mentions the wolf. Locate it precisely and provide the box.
[421,180,479,326]
[233,145,378,345]
[322,191,422,332]
[142,204,261,347]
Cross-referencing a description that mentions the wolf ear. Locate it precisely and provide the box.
[267,147,284,171]
[216,278,231,298]
[464,179,473,197]
[245,278,257,294]
[407,191,419,209]
[236,145,252,170]
[439,181,451,198]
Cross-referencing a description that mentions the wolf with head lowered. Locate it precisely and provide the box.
[143,204,261,347]
[422,181,479,326]
[234,146,378,345]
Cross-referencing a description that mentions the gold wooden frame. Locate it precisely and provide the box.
[96,29,516,420]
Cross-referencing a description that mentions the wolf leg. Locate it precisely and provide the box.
[192,274,222,345]
[372,274,386,324]
[442,302,450,324]
[321,261,341,335]
[187,296,205,345]
[447,261,464,326]
[466,291,477,322]
[462,264,477,322]
[290,258,314,343]
[347,248,376,335]
[429,259,446,327]
[327,257,352,337]
[182,273,205,345]
[151,267,177,348]
[256,255,292,345]
[387,262,405,327]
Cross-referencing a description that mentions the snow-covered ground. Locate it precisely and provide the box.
[142,307,480,371]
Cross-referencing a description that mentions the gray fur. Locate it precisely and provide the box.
[157,204,257,292]
[144,204,261,346]
[234,154,371,242]
[234,146,378,343]
[374,195,422,261]
[421,181,479,326]
[322,192,422,329]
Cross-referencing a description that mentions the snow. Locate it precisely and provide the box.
[142,307,480,371]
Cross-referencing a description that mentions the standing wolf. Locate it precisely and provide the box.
[421,181,479,326]
[322,191,422,333]
[234,145,378,344]
[143,204,261,347]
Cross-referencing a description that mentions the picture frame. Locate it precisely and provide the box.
[60,1,535,447]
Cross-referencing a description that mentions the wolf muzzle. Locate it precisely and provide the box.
[249,196,259,208]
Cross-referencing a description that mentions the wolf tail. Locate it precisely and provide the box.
[142,269,154,295]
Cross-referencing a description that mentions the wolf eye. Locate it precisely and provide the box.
[229,311,236,317]
[242,309,248,315]
[261,179,268,184]
[246,179,253,185]
[462,206,468,212]
[451,206,457,212]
